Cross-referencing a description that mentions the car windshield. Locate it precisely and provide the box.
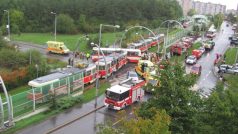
[129,73,137,77]
[105,90,120,101]
[188,56,195,60]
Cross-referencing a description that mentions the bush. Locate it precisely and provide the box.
[50,96,83,110]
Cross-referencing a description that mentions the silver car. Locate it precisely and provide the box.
[226,66,238,74]
[127,71,139,81]
[186,55,197,65]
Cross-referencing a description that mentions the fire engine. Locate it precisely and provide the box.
[170,42,188,56]
[104,78,145,110]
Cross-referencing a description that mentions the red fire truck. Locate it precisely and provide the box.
[104,78,145,110]
[170,42,188,56]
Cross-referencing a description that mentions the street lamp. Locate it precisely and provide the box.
[119,25,157,49]
[91,42,107,108]
[99,24,120,48]
[3,10,10,41]
[158,20,184,59]
[136,32,147,50]
[72,35,89,67]
[35,64,39,78]
[51,12,57,41]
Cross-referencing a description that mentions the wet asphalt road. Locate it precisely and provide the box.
[186,21,233,95]
[11,41,71,62]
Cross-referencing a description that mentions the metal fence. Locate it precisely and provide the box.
[1,71,84,126]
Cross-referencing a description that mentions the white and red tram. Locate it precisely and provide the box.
[83,64,97,84]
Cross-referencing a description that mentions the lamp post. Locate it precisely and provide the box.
[91,42,107,108]
[136,32,147,50]
[3,10,10,41]
[158,20,184,59]
[119,25,157,49]
[99,24,120,48]
[72,35,89,67]
[51,12,57,41]
[35,64,39,78]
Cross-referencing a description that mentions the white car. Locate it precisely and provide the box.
[127,71,139,82]
[226,66,238,74]
[198,47,205,54]
[186,55,197,65]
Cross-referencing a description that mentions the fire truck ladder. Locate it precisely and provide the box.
[0,76,14,130]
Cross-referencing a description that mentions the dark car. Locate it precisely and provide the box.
[230,37,238,45]
[190,64,202,75]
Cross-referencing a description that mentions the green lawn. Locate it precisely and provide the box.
[0,85,29,98]
[224,47,237,65]
[12,32,121,53]
[82,82,110,103]
[224,74,238,89]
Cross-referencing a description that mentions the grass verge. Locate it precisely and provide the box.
[224,47,237,65]
[1,82,110,134]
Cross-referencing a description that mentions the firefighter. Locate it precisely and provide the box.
[86,53,90,61]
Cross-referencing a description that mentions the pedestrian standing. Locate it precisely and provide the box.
[86,53,90,61]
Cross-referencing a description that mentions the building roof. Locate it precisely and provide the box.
[28,67,83,87]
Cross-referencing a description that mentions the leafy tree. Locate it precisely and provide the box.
[213,13,224,29]
[139,62,202,133]
[98,108,171,134]
[187,9,196,16]
[56,14,77,34]
[195,84,238,134]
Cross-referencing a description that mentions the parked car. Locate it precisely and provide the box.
[190,64,202,75]
[226,66,238,74]
[198,47,205,54]
[219,64,233,73]
[203,40,215,51]
[186,55,197,65]
[127,71,139,82]
[230,37,238,45]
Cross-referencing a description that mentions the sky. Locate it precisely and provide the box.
[194,0,237,10]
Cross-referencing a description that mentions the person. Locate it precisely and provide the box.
[141,63,145,73]
[86,53,90,61]
[68,58,71,65]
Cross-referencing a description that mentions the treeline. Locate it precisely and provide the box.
[0,0,183,34]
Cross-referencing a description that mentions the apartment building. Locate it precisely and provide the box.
[193,1,226,15]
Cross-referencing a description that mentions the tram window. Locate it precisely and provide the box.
[99,66,104,70]
[86,71,91,76]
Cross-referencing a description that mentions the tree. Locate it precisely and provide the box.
[213,13,224,29]
[196,84,238,134]
[97,108,171,134]
[187,9,196,16]
[139,62,202,133]
[57,14,77,34]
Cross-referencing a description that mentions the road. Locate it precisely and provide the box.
[186,21,232,96]
[11,41,71,62]
[18,63,151,134]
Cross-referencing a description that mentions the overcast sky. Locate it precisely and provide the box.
[194,0,237,10]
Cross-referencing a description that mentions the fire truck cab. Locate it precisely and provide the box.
[104,78,145,110]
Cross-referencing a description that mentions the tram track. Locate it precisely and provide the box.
[46,105,105,134]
